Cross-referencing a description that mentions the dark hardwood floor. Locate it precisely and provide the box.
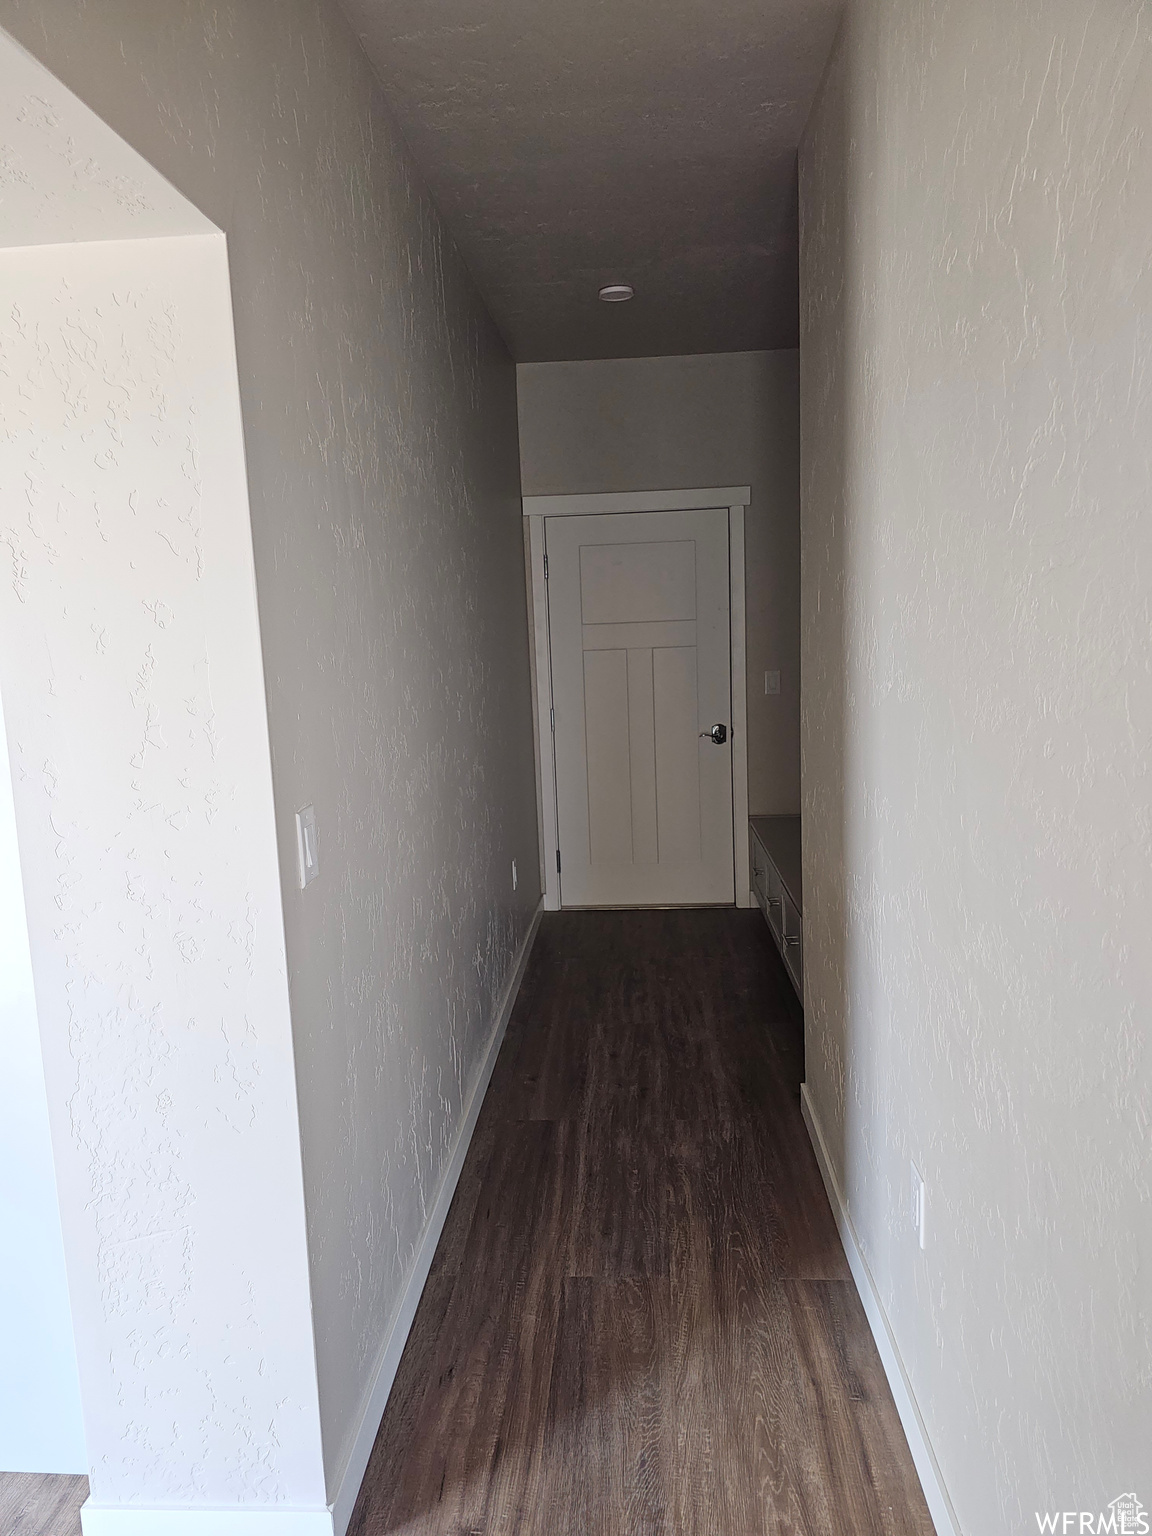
[0,1473,87,1536]
[348,909,934,1536]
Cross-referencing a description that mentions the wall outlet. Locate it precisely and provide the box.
[910,1161,926,1249]
[295,805,319,889]
[511,858,518,891]
[764,669,781,696]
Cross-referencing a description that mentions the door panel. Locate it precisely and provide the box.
[652,645,701,864]
[578,539,697,623]
[583,648,633,865]
[547,508,734,907]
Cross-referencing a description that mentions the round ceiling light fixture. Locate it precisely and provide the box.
[598,283,635,303]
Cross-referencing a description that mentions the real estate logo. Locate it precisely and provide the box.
[1036,1494,1148,1534]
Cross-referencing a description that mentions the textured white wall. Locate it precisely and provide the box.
[0,28,213,247]
[0,0,540,1502]
[0,699,86,1474]
[517,351,801,815]
[0,33,218,1482]
[0,233,327,1512]
[799,3,1151,1531]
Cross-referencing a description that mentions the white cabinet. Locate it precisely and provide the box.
[749,815,802,1002]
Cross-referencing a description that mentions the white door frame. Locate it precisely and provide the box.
[523,487,751,912]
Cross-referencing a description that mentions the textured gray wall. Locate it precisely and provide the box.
[517,350,801,817]
[799,2,1151,1530]
[0,0,540,1496]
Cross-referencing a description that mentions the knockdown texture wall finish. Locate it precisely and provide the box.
[0,233,327,1511]
[0,696,86,1473]
[0,37,217,1482]
[799,3,1151,1532]
[0,0,541,1506]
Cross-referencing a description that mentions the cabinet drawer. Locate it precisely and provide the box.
[749,818,803,1006]
[750,834,768,901]
[781,891,802,989]
[764,865,785,940]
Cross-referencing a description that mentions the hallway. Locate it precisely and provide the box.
[348,911,933,1535]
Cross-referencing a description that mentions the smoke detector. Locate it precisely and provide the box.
[598,283,634,303]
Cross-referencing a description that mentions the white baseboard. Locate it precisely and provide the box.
[81,1510,333,1535]
[799,1083,961,1536]
[326,900,544,1535]
[79,902,543,1536]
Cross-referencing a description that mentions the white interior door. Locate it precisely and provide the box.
[547,507,734,907]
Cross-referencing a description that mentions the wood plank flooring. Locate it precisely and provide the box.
[0,1473,87,1536]
[348,909,934,1536]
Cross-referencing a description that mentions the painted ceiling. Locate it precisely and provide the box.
[340,0,844,360]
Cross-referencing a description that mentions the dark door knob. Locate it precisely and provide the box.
[700,723,728,745]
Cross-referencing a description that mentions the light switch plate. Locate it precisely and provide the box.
[764,670,781,696]
[296,805,319,889]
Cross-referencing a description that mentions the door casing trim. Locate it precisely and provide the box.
[524,489,751,912]
[523,485,749,517]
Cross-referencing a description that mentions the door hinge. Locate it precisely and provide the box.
[550,705,555,733]
[543,553,549,580]
[556,848,561,874]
